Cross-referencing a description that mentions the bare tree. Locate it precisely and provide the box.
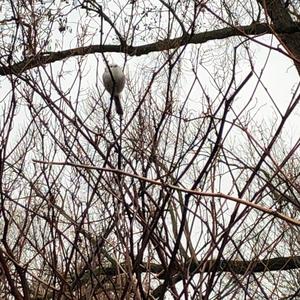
[0,0,300,299]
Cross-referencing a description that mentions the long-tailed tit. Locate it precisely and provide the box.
[102,64,125,115]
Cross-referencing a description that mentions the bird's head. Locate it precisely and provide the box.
[105,64,119,71]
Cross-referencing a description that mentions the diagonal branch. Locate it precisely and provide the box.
[32,159,300,226]
[1,22,300,76]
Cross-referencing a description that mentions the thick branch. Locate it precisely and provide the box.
[101,255,300,276]
[69,255,300,298]
[151,255,300,297]
[33,255,300,299]
[1,22,300,76]
[257,0,300,74]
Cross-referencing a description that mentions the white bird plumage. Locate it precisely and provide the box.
[102,64,125,115]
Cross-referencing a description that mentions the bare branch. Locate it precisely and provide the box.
[1,22,300,76]
[32,160,300,226]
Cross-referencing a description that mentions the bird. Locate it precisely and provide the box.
[102,64,126,115]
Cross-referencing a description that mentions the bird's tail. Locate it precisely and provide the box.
[114,95,123,115]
